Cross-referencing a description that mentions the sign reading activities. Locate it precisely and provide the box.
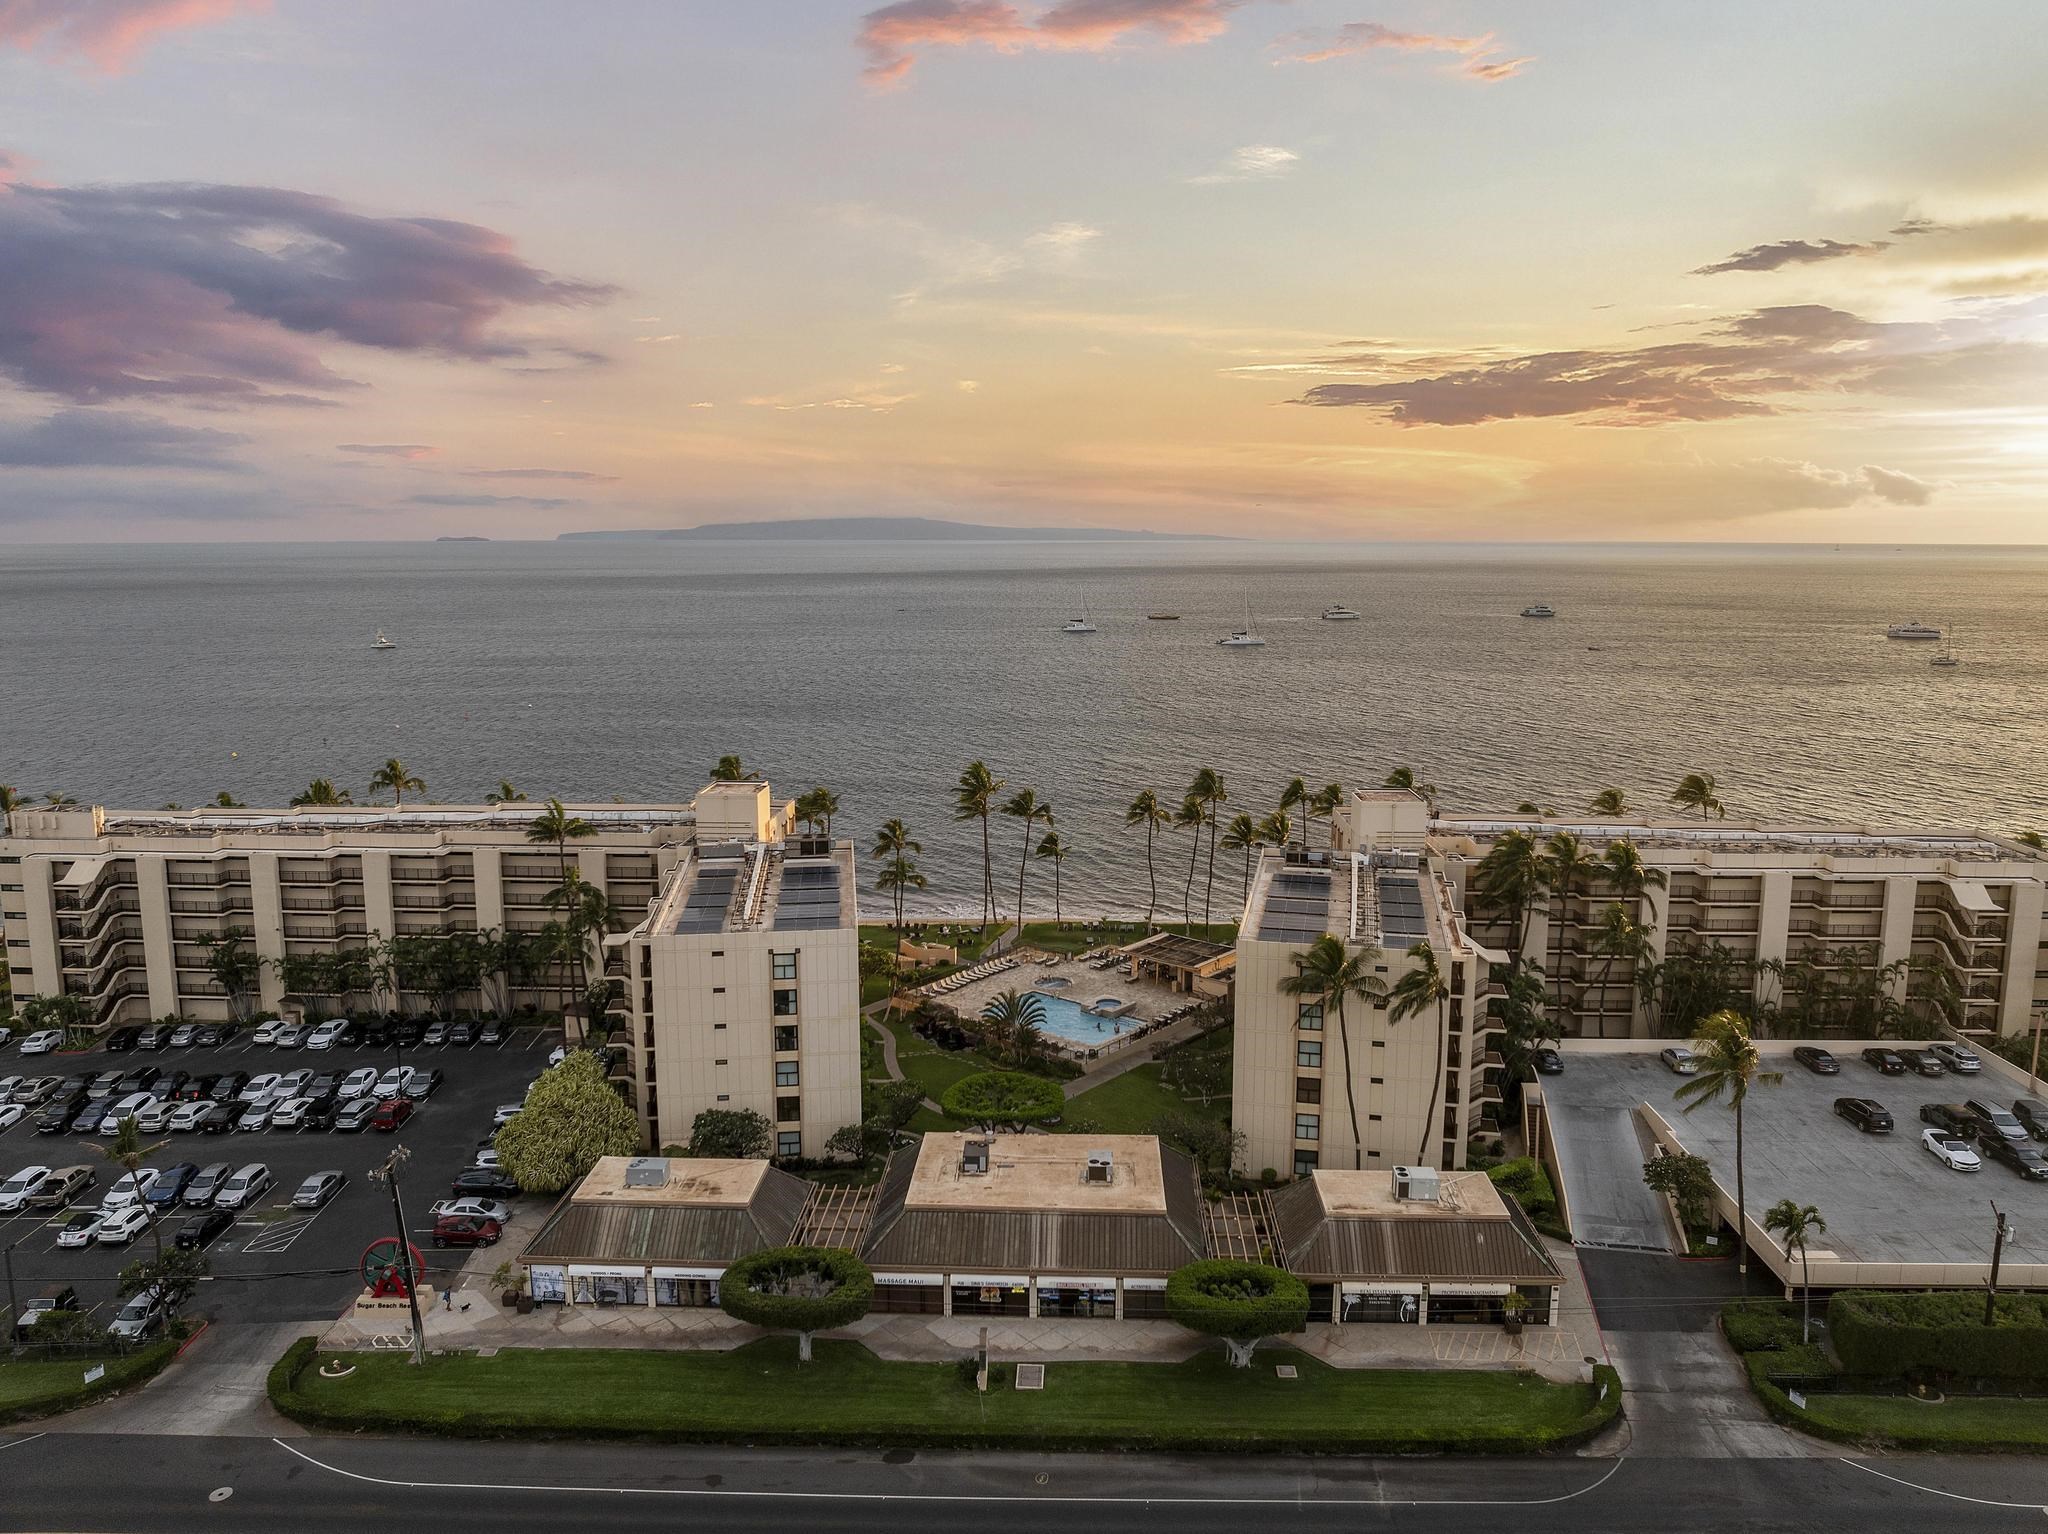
[83,1365,105,1385]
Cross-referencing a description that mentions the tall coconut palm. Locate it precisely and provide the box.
[527,798,596,891]
[1541,831,1603,1023]
[872,818,924,954]
[1279,778,1309,843]
[212,791,244,808]
[486,780,527,805]
[954,761,1005,934]
[794,786,840,838]
[1387,940,1453,1167]
[2019,830,2045,850]
[1473,828,1548,970]
[544,872,617,1037]
[710,755,758,782]
[1220,813,1259,906]
[999,789,1050,937]
[1310,782,1345,844]
[290,779,351,807]
[1281,935,1388,1169]
[1601,836,1668,912]
[1173,794,1205,931]
[1124,788,1170,931]
[1188,767,1227,926]
[1763,1199,1827,1343]
[1675,1009,1783,1276]
[369,758,424,806]
[1590,903,1649,1036]
[1257,809,1291,849]
[1383,767,1437,813]
[83,1117,170,1264]
[1588,787,1628,817]
[1671,772,1725,821]
[0,785,21,833]
[44,792,77,807]
[1034,830,1067,924]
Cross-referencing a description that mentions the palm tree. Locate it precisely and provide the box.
[1601,836,1668,911]
[0,785,21,833]
[1384,767,1437,811]
[486,780,528,805]
[1388,940,1452,1167]
[1173,794,1205,931]
[872,820,924,987]
[1188,767,1227,926]
[1310,782,1345,843]
[1281,935,1388,1169]
[710,755,759,782]
[1000,789,1051,938]
[369,758,425,806]
[954,761,1006,934]
[1671,772,1725,821]
[2019,830,2044,850]
[1675,1010,1783,1276]
[1588,787,1628,817]
[290,779,351,807]
[1589,903,1649,1035]
[543,872,616,1037]
[1763,1199,1828,1343]
[1033,831,1067,924]
[1257,809,1291,849]
[526,798,596,890]
[1221,813,1259,906]
[979,987,1047,1068]
[44,792,77,807]
[84,1117,170,1264]
[1279,778,1309,843]
[212,791,244,808]
[1124,789,1170,931]
[794,786,840,839]
[1541,831,1603,1024]
[1473,828,1548,970]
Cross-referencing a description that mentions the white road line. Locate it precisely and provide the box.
[272,1440,1629,1506]
[0,1433,47,1454]
[1837,1458,2048,1510]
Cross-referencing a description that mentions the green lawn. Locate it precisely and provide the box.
[273,1335,1615,1453]
[1789,1388,2048,1449]
[1066,1063,1228,1134]
[1018,919,1237,957]
[0,1344,176,1424]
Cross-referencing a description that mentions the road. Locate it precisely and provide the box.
[2,1431,2046,1532]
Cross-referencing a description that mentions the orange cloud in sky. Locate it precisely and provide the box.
[858,0,1249,86]
[0,0,267,72]
[1279,19,1531,82]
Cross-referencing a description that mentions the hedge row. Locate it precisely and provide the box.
[1721,1300,1804,1355]
[0,1339,180,1427]
[1829,1290,2048,1382]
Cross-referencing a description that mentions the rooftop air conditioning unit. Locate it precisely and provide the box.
[1393,1165,1440,1203]
[961,1140,990,1175]
[795,836,832,858]
[624,1156,669,1188]
[1085,1150,1114,1184]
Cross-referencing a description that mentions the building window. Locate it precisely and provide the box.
[1296,1039,1322,1068]
[1295,1076,1321,1104]
[772,987,798,1016]
[1295,1002,1323,1031]
[775,1060,799,1088]
[1295,1113,1319,1141]
[771,952,797,981]
[773,1024,799,1052]
[1294,1150,1319,1177]
[777,1132,802,1158]
[776,1095,801,1122]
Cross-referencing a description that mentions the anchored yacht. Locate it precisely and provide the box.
[1219,598,1266,648]
[1321,604,1361,621]
[1060,597,1097,634]
[372,630,397,650]
[1520,603,1557,619]
[1886,621,1942,640]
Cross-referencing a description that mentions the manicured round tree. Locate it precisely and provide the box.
[494,1049,643,1193]
[940,1070,1064,1129]
[718,1246,874,1362]
[1165,1259,1310,1367]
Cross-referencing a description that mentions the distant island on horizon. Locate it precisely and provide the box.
[557,515,1229,543]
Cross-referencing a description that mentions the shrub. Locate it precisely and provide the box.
[1164,1260,1310,1367]
[494,1050,643,1192]
[1487,1157,1557,1219]
[1722,1299,1803,1353]
[718,1246,874,1363]
[1829,1290,2048,1382]
[939,1070,1064,1128]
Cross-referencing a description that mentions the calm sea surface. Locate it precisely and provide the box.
[3,540,2042,916]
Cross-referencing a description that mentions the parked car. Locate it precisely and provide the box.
[269,1097,316,1131]
[374,1066,411,1099]
[1658,1046,1697,1075]
[197,1103,239,1135]
[183,1162,234,1206]
[1897,1049,1948,1078]
[338,1067,381,1100]
[370,1097,416,1132]
[290,1170,347,1209]
[238,1073,280,1105]
[130,1098,178,1135]
[389,1020,422,1048]
[54,1209,107,1248]
[1833,1097,1894,1134]
[1530,1047,1564,1075]
[0,1104,22,1132]
[304,1021,348,1051]
[1791,1046,1840,1075]
[1984,1136,2048,1181]
[447,1021,475,1048]
[112,1066,161,1095]
[177,1206,238,1249]
[149,1070,191,1100]
[234,1101,276,1133]
[135,1024,170,1051]
[333,1096,379,1132]
[547,1043,570,1067]
[252,1020,285,1046]
[99,1092,156,1133]
[13,1284,81,1336]
[34,1096,88,1134]
[401,1068,443,1100]
[209,1071,251,1103]
[478,1019,503,1046]
[1923,1128,1983,1172]
[107,1288,169,1341]
[360,1019,390,1049]
[85,1070,123,1100]
[1932,1043,1984,1074]
[212,1163,272,1211]
[28,1166,95,1210]
[273,1022,307,1049]
[167,1099,216,1133]
[145,1163,200,1207]
[69,1099,114,1135]
[492,1103,525,1127]
[193,1025,227,1047]
[2013,1098,2048,1141]
[0,1076,23,1103]
[169,1024,201,1048]
[1964,1099,2028,1141]
[298,1094,340,1132]
[103,1026,141,1053]
[471,1147,501,1169]
[17,1030,62,1055]
[11,1075,63,1105]
[1920,1102,1979,1138]
[96,1204,152,1244]
[179,1074,219,1102]
[431,1196,512,1225]
[0,1164,56,1212]
[271,1069,314,1102]
[101,1168,162,1211]
[449,1167,521,1200]
[431,1214,504,1248]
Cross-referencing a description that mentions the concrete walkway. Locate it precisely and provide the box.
[46,1319,319,1438]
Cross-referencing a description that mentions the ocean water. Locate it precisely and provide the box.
[3,539,2043,917]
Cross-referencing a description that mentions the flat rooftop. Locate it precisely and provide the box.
[1546,1048,2048,1277]
[572,1156,770,1206]
[1313,1169,1509,1220]
[1243,846,1450,951]
[5,802,695,845]
[654,841,854,938]
[908,1132,1167,1215]
[1436,816,2037,865]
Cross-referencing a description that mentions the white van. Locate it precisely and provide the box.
[213,1163,272,1211]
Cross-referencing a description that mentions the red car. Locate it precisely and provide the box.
[369,1096,415,1132]
[431,1214,503,1248]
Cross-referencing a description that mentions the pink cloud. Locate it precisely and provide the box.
[858,0,1249,86]
[1279,18,1531,82]
[0,0,266,72]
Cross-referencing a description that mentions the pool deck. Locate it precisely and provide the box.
[928,950,1194,1061]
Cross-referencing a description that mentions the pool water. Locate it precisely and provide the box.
[1028,990,1138,1045]
[1037,976,1072,990]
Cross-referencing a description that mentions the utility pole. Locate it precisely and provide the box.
[1985,1202,2013,1327]
[4,1237,19,1344]
[372,1146,428,1365]
[2029,1004,2046,1098]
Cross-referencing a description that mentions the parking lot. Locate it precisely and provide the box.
[1550,1045,2048,1274]
[1,1023,561,1328]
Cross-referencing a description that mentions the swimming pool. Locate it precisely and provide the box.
[1028,990,1141,1045]
[1037,976,1072,990]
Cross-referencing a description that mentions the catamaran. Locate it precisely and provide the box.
[1219,598,1266,647]
[1060,597,1097,634]
[372,630,397,650]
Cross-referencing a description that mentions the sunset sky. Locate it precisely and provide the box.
[3,0,2046,543]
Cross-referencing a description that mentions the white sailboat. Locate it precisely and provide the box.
[371,629,397,650]
[1060,596,1097,634]
[1520,603,1557,619]
[1931,625,1961,668]
[1219,597,1266,648]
